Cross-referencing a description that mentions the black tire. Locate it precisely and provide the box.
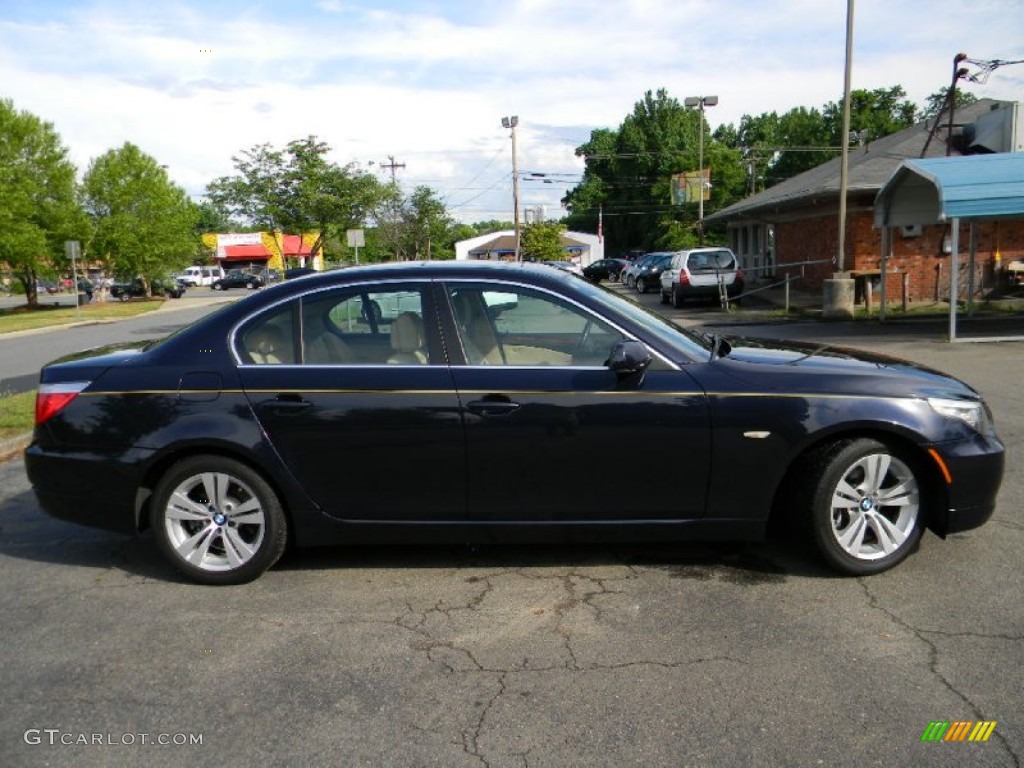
[636,277,647,294]
[625,275,635,288]
[247,281,256,289]
[213,283,223,291]
[800,439,925,575]
[151,455,287,585]
[610,271,620,283]
[659,290,669,305]
[671,287,684,308]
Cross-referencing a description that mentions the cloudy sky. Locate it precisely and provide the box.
[2,0,1022,224]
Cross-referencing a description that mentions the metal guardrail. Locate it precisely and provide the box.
[719,257,833,311]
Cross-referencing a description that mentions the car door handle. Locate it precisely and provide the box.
[466,396,521,416]
[259,394,313,414]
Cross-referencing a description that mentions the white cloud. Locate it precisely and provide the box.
[2,0,1021,222]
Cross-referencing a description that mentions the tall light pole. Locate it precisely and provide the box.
[836,0,855,273]
[502,115,521,260]
[684,95,717,244]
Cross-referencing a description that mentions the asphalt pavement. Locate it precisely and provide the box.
[1,284,1022,766]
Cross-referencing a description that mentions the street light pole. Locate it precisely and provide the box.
[502,115,521,260]
[684,95,717,245]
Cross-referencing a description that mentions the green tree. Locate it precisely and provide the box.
[372,185,457,261]
[208,137,386,264]
[279,136,384,258]
[521,220,568,261]
[0,99,84,307]
[82,143,199,292]
[563,89,746,252]
[921,87,979,120]
[822,86,917,145]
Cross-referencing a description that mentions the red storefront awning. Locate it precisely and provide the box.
[221,244,271,260]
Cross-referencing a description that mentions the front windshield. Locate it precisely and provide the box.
[570,277,713,362]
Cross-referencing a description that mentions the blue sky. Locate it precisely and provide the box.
[2,0,1022,223]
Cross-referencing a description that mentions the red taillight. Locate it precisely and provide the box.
[35,382,89,425]
[678,272,690,285]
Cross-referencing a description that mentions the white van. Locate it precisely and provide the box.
[176,266,224,287]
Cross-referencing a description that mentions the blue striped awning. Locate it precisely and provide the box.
[874,153,1024,226]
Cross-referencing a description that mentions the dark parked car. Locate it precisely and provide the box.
[625,252,673,294]
[211,271,264,290]
[26,261,1004,584]
[582,258,629,283]
[284,267,317,280]
[110,276,186,300]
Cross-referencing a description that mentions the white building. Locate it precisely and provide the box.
[455,230,604,266]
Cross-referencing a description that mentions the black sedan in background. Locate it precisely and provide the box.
[110,276,186,300]
[212,271,264,290]
[582,258,629,283]
[26,261,1004,584]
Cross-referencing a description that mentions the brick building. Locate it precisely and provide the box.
[706,99,1024,302]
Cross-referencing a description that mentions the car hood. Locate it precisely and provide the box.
[712,336,979,399]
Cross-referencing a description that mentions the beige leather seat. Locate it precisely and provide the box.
[304,329,355,364]
[387,312,427,364]
[247,325,289,364]
[451,292,504,365]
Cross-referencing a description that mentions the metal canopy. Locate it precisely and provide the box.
[875,154,1024,228]
[874,154,1024,343]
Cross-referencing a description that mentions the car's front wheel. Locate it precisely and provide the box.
[152,456,287,585]
[804,439,925,575]
[636,277,648,294]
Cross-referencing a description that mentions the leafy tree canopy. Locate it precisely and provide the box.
[521,220,568,262]
[82,142,199,288]
[0,98,84,306]
[207,137,387,264]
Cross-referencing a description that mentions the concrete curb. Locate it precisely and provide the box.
[0,432,31,464]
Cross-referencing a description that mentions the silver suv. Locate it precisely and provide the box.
[659,247,744,307]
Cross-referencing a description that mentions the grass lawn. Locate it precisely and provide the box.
[0,299,163,335]
[0,390,35,441]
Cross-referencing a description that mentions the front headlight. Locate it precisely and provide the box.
[927,396,989,433]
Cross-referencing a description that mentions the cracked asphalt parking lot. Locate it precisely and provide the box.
[0,330,1021,767]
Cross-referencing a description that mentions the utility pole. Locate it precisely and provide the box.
[502,116,521,260]
[836,0,855,274]
[380,155,406,183]
[684,96,717,245]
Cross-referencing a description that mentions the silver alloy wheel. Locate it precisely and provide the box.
[828,452,920,561]
[162,471,266,572]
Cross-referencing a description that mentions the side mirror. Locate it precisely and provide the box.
[606,340,652,376]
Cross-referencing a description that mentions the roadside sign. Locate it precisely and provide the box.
[346,229,365,248]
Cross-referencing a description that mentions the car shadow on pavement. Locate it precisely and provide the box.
[2,487,839,583]
[272,536,838,583]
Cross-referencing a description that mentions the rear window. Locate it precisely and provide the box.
[686,250,736,272]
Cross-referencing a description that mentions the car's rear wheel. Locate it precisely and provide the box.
[659,290,669,304]
[213,283,223,290]
[671,286,684,308]
[625,275,634,288]
[152,456,287,585]
[803,439,925,575]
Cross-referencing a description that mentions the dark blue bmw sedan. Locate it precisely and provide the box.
[25,261,1004,584]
